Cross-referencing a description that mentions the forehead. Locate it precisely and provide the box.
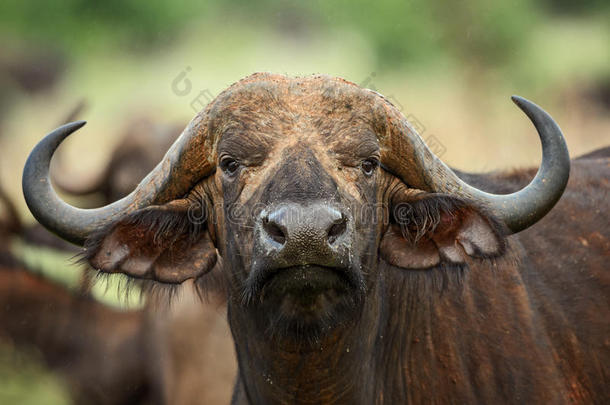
[209,75,386,153]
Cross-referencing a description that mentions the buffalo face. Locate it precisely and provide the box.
[211,83,385,338]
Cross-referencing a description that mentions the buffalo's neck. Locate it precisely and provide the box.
[228,288,382,405]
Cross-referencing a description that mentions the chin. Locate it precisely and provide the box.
[255,265,364,342]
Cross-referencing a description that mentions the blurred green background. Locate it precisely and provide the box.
[0,1,609,403]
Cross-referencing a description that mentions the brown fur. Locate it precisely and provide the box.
[60,74,610,403]
[0,264,153,405]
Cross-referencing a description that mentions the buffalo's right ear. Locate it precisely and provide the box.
[85,199,217,284]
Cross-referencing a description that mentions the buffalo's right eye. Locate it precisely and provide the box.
[361,158,379,176]
[220,158,240,176]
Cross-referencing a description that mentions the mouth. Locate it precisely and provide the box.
[266,264,351,294]
[243,264,360,307]
[242,264,365,339]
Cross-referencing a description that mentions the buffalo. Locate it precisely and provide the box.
[0,186,235,404]
[22,73,609,404]
[0,184,77,253]
[0,262,151,404]
[2,136,235,403]
[0,261,235,404]
[0,186,21,243]
[0,185,149,404]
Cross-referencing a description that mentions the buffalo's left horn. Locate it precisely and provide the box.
[22,114,217,245]
[381,96,570,233]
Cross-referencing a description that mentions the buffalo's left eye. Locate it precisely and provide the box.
[220,157,241,176]
[361,158,379,176]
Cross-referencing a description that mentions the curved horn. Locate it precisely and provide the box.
[382,96,570,234]
[23,115,216,245]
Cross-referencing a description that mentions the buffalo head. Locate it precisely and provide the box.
[22,73,569,341]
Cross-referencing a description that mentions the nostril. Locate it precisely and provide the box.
[327,214,347,244]
[262,215,286,245]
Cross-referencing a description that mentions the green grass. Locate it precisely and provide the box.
[11,239,144,309]
[0,345,70,405]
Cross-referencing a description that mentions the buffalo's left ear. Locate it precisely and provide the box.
[85,199,217,283]
[380,195,506,270]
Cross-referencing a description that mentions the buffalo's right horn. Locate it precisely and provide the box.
[22,114,217,245]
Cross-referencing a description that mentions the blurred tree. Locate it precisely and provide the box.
[432,0,540,69]
[223,0,542,71]
[538,0,610,15]
[0,0,607,98]
[0,0,210,53]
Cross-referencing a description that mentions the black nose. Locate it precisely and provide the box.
[261,204,348,250]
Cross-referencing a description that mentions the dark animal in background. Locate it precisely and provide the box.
[0,186,22,243]
[0,185,24,271]
[23,73,609,404]
[0,47,65,95]
[0,46,66,126]
[0,265,152,405]
[0,186,236,404]
[0,184,76,254]
[0,185,151,404]
[52,118,182,204]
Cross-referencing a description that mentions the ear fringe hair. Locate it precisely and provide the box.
[77,265,228,309]
[77,205,227,305]
[393,194,507,246]
[125,205,205,246]
[81,205,204,265]
[394,194,467,244]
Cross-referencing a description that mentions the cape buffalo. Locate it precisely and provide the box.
[0,186,149,404]
[0,183,77,252]
[0,187,235,404]
[0,186,21,243]
[0,260,235,405]
[22,73,609,404]
[0,262,151,405]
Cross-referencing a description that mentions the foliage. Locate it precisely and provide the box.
[0,345,69,405]
[0,0,210,52]
[1,0,607,82]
